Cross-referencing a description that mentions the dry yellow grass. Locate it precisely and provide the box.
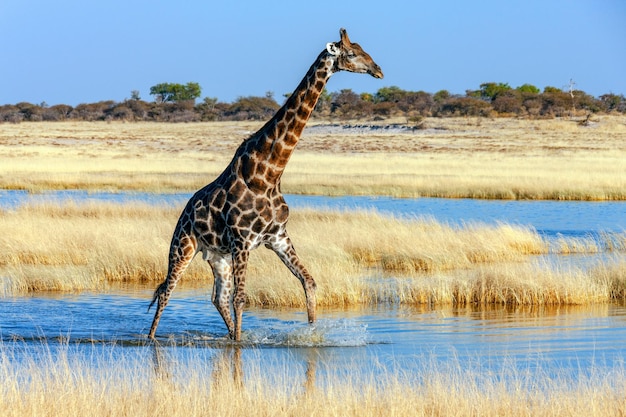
[1,117,626,199]
[1,345,625,417]
[1,202,624,306]
[4,118,626,416]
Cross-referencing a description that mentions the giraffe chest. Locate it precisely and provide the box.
[191,179,289,253]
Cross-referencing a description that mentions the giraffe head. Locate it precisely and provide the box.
[326,28,384,79]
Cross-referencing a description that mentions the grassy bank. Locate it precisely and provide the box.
[1,202,624,306]
[1,117,626,199]
[1,345,624,417]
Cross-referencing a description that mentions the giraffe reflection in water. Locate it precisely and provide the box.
[148,28,383,341]
[150,344,319,395]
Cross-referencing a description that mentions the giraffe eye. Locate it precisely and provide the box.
[347,51,356,58]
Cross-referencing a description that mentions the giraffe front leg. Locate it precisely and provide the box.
[209,256,235,338]
[231,248,250,342]
[270,233,317,324]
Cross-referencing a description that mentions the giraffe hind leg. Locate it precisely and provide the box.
[270,234,317,324]
[147,281,171,340]
[232,248,250,342]
[148,285,169,339]
[148,235,197,339]
[148,281,167,311]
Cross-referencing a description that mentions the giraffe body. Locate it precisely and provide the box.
[148,29,383,341]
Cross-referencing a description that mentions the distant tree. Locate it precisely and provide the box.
[161,100,201,122]
[477,82,512,101]
[516,84,540,94]
[202,96,218,108]
[572,90,601,113]
[124,99,149,120]
[360,92,374,102]
[566,79,577,113]
[42,104,73,121]
[16,102,43,121]
[599,93,626,113]
[330,89,373,119]
[374,86,406,103]
[372,101,395,117]
[150,82,202,103]
[68,101,110,121]
[436,96,492,117]
[465,88,481,98]
[107,103,134,121]
[4,81,626,123]
[226,95,279,120]
[0,104,23,123]
[543,86,561,93]
[332,89,360,106]
[150,83,174,103]
[492,90,523,114]
[176,82,201,102]
[515,86,542,117]
[540,89,572,117]
[195,97,220,121]
[399,91,433,115]
[521,95,543,117]
[433,90,451,103]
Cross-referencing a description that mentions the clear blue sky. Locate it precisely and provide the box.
[1,0,625,106]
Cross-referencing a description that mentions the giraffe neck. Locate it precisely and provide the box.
[232,49,335,191]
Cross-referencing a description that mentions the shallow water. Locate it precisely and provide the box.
[1,190,625,382]
[2,286,626,380]
[1,190,625,237]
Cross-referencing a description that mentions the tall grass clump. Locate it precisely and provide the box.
[0,202,181,294]
[287,210,548,271]
[1,202,623,307]
[357,260,626,306]
[0,203,547,294]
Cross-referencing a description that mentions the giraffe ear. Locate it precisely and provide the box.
[326,42,339,56]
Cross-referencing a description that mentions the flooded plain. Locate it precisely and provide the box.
[3,190,624,236]
[3,287,626,383]
[1,191,625,382]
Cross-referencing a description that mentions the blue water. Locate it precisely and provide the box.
[1,190,625,384]
[2,288,626,381]
[1,190,624,237]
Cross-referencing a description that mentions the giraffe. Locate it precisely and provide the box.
[148,28,383,341]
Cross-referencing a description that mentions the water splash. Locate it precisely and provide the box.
[0,319,369,349]
[243,319,368,347]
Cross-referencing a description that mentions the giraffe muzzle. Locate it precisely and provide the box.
[369,65,384,79]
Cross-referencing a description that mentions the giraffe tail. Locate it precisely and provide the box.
[148,282,167,312]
